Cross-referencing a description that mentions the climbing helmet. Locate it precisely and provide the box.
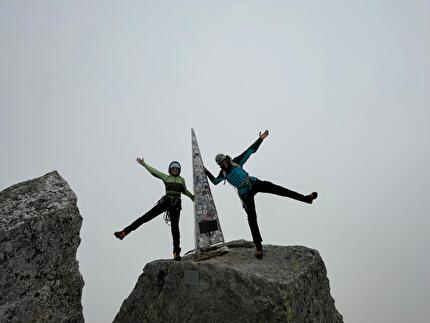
[168,161,181,175]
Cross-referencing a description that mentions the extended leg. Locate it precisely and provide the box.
[123,200,167,234]
[255,180,316,204]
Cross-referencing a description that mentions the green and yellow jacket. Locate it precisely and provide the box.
[142,162,194,201]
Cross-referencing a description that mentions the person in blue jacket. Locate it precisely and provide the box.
[204,130,318,259]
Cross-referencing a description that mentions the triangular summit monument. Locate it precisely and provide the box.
[191,129,224,255]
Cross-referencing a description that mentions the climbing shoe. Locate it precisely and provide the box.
[114,230,127,240]
[255,245,263,259]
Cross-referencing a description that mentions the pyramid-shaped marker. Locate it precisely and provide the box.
[191,128,225,254]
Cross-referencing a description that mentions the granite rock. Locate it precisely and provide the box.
[0,171,84,323]
[114,240,342,323]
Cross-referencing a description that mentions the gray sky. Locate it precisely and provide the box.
[1,1,429,322]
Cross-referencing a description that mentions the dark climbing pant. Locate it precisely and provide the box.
[123,196,182,253]
[240,180,311,247]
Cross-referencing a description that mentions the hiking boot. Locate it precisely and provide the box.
[173,251,181,261]
[305,192,318,204]
[114,230,127,240]
[255,245,263,259]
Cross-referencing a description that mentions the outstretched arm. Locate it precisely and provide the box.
[204,167,226,185]
[136,157,169,181]
[232,130,269,166]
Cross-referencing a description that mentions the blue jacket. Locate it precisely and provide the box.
[205,138,263,196]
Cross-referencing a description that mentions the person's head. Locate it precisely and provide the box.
[215,153,230,170]
[168,161,181,176]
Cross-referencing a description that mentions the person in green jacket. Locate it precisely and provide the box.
[114,157,194,261]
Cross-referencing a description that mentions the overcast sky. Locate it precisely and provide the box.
[1,1,429,322]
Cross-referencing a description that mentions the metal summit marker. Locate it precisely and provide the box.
[191,129,224,255]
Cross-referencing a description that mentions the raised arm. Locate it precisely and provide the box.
[204,167,226,185]
[136,157,169,181]
[232,130,269,166]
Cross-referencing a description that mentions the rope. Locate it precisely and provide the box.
[163,211,171,226]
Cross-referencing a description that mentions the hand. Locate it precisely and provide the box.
[203,166,209,174]
[136,157,144,165]
[259,130,269,140]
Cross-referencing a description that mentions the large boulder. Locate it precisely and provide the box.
[114,240,343,323]
[0,171,84,323]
